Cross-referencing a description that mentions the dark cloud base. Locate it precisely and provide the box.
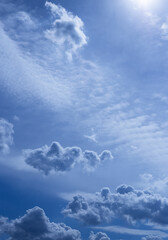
[0,206,110,240]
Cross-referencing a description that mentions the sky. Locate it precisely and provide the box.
[1,0,168,239]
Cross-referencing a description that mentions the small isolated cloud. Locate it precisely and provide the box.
[0,118,14,154]
[140,173,153,182]
[84,128,97,143]
[13,115,20,122]
[44,1,87,59]
[0,206,81,240]
[89,231,110,240]
[24,141,113,175]
[63,184,168,226]
[84,134,97,143]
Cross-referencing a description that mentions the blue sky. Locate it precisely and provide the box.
[1,0,168,239]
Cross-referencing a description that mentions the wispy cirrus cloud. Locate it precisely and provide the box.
[94,225,167,239]
[142,236,163,240]
[0,23,73,109]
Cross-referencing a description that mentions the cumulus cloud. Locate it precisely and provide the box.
[0,207,111,240]
[44,1,87,59]
[63,185,168,226]
[0,206,81,240]
[89,231,110,240]
[0,118,14,154]
[24,141,113,175]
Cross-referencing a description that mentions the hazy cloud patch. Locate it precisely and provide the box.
[0,118,14,154]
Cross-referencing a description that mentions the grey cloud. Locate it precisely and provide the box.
[25,142,81,175]
[63,185,168,226]
[116,184,134,194]
[0,118,14,154]
[99,151,113,162]
[101,187,111,200]
[0,206,81,240]
[24,141,113,175]
[44,1,87,58]
[89,231,110,240]
[0,207,111,240]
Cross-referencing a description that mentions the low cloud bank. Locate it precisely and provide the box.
[63,184,168,226]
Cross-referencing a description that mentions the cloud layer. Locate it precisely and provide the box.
[24,141,113,175]
[0,118,14,154]
[63,184,168,226]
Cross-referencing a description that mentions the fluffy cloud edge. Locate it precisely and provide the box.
[24,141,113,175]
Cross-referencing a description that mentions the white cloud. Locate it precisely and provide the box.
[94,226,167,238]
[140,173,153,182]
[142,236,163,240]
[153,93,168,104]
[161,22,168,40]
[139,174,168,196]
[44,1,87,60]
[84,128,98,143]
[0,118,14,154]
[84,133,97,143]
[89,231,110,240]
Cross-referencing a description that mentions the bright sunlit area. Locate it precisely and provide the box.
[131,0,160,9]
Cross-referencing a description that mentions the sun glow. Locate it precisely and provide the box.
[139,0,152,8]
[132,0,155,9]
